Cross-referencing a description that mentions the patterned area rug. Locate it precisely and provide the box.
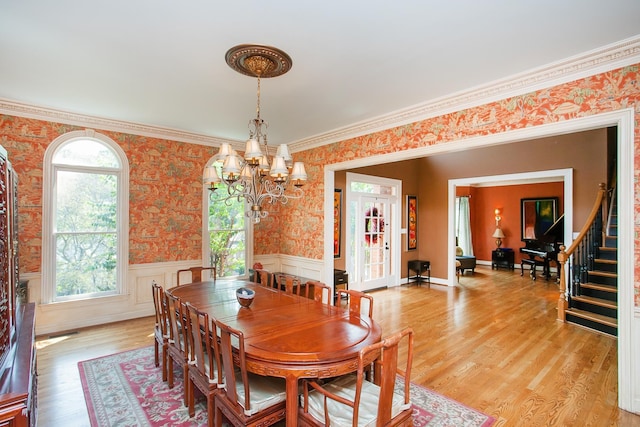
[79,346,495,427]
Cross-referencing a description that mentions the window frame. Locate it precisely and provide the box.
[42,130,129,304]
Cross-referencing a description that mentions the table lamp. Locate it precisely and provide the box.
[492,228,505,248]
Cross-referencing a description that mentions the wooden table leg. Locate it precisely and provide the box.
[285,375,298,427]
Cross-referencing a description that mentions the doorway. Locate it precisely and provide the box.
[323,110,635,411]
[346,173,401,291]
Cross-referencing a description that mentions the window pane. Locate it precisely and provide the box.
[55,232,117,298]
[53,140,120,168]
[56,171,117,232]
[209,229,245,277]
[208,192,246,278]
[350,181,394,195]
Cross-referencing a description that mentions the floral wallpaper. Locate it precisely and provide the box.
[0,118,216,270]
[0,64,639,307]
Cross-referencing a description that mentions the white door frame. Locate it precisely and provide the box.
[345,173,401,292]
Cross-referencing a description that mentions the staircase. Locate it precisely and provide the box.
[564,187,618,337]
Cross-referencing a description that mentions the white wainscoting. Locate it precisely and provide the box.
[23,256,326,337]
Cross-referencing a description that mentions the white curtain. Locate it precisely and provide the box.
[455,196,474,256]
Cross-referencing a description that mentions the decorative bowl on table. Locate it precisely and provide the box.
[236,287,255,308]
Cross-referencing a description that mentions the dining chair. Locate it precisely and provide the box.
[277,274,301,295]
[337,289,374,317]
[305,280,331,304]
[298,327,415,427]
[253,268,276,289]
[177,266,217,286]
[185,302,222,426]
[213,318,287,427]
[165,290,191,406]
[152,281,169,382]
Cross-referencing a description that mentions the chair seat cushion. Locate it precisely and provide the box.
[232,371,286,416]
[301,374,411,427]
[189,354,219,384]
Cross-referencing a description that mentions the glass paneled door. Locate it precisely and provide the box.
[346,172,400,293]
[360,196,391,291]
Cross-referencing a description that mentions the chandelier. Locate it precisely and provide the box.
[203,44,307,223]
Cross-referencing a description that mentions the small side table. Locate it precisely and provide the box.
[492,249,515,270]
[407,260,430,285]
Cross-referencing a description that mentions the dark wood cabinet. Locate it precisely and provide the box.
[333,269,348,300]
[407,260,430,285]
[492,249,515,270]
[0,146,37,427]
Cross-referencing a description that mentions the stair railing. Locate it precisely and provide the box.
[556,183,607,321]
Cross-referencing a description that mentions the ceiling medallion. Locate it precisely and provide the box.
[225,44,292,78]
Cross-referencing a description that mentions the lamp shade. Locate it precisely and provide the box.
[203,165,220,185]
[213,143,233,164]
[257,155,270,176]
[290,162,307,187]
[290,162,307,180]
[275,144,292,164]
[269,156,289,180]
[244,138,263,163]
[492,228,505,238]
[222,154,242,176]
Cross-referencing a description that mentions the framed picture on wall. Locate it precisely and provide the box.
[334,189,342,258]
[520,197,558,240]
[407,195,417,250]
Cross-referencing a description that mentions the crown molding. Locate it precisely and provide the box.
[288,34,640,153]
[1,36,638,152]
[0,99,239,148]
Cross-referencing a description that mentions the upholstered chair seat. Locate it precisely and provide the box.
[301,373,410,427]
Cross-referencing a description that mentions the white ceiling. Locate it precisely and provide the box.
[1,1,639,148]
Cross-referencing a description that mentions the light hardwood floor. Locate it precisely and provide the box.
[35,266,640,426]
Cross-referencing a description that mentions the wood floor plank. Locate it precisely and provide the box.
[35,266,640,426]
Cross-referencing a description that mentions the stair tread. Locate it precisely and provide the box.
[588,270,617,278]
[572,294,617,309]
[594,258,617,264]
[581,282,617,292]
[566,308,618,327]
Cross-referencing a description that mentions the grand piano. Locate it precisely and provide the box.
[520,214,564,280]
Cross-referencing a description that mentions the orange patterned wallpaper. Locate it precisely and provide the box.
[0,118,216,271]
[0,64,639,306]
[278,64,640,306]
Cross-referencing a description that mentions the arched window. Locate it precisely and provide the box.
[42,130,129,303]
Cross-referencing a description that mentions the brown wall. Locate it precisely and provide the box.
[470,182,564,264]
[346,128,607,279]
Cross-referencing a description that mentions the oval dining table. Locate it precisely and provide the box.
[167,279,382,427]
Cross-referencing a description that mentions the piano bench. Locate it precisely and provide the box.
[521,258,542,280]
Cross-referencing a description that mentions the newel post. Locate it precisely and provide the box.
[556,245,568,322]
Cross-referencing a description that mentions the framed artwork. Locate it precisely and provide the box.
[521,197,559,240]
[333,189,342,258]
[407,195,417,250]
